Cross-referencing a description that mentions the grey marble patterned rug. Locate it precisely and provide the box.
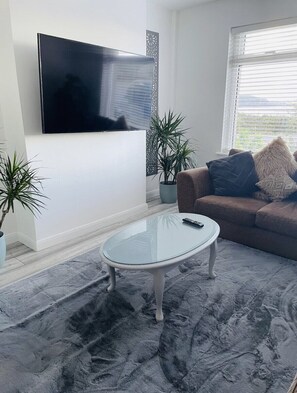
[0,239,297,393]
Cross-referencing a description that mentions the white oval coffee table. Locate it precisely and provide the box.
[100,213,220,321]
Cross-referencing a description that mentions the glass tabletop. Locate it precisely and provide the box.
[102,213,219,265]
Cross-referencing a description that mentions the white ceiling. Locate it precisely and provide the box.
[152,0,217,11]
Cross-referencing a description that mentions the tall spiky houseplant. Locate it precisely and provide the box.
[0,152,47,265]
[150,110,196,203]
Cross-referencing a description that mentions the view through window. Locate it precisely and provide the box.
[222,20,297,153]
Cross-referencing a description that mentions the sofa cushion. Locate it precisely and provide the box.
[256,200,297,239]
[194,195,268,227]
[256,169,297,201]
[206,151,258,197]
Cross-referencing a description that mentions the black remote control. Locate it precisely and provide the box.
[182,218,204,228]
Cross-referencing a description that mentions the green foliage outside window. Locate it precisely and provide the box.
[234,112,297,152]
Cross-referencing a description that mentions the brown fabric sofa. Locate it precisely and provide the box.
[177,166,297,261]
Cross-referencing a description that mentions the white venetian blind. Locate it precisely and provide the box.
[100,56,152,129]
[222,20,297,153]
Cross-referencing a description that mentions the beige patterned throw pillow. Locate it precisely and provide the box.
[256,169,297,201]
[253,137,297,179]
[253,137,297,200]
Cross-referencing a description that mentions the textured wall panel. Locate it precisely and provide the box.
[146,30,159,176]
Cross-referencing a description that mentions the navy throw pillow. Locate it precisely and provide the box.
[291,171,297,183]
[288,171,297,201]
[206,151,258,197]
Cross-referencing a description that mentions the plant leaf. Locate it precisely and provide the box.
[0,152,48,229]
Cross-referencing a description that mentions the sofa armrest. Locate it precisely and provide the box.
[177,167,213,213]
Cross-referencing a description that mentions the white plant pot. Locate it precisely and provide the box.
[159,182,177,204]
[0,232,6,267]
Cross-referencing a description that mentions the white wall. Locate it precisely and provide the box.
[146,0,176,199]
[0,0,36,244]
[0,102,18,241]
[25,132,146,250]
[0,103,18,239]
[175,0,297,167]
[6,0,148,250]
[6,0,290,248]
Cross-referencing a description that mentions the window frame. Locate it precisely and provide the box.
[221,17,297,154]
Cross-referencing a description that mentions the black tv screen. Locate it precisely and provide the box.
[37,34,154,133]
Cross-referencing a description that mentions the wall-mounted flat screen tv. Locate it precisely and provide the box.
[37,34,154,133]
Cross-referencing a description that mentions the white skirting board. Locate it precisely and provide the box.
[17,203,148,251]
[146,188,159,202]
[4,232,18,246]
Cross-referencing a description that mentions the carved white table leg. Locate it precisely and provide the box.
[107,265,116,291]
[209,239,217,279]
[153,269,165,322]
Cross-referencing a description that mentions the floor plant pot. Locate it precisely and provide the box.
[159,182,177,204]
[0,231,6,267]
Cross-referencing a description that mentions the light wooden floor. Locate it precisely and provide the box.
[0,200,178,289]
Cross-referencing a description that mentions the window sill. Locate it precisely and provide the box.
[216,151,228,157]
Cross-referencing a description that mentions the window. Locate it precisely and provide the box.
[222,19,297,153]
[100,58,153,129]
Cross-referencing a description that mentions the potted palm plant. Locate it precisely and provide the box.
[0,152,47,266]
[150,110,196,203]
